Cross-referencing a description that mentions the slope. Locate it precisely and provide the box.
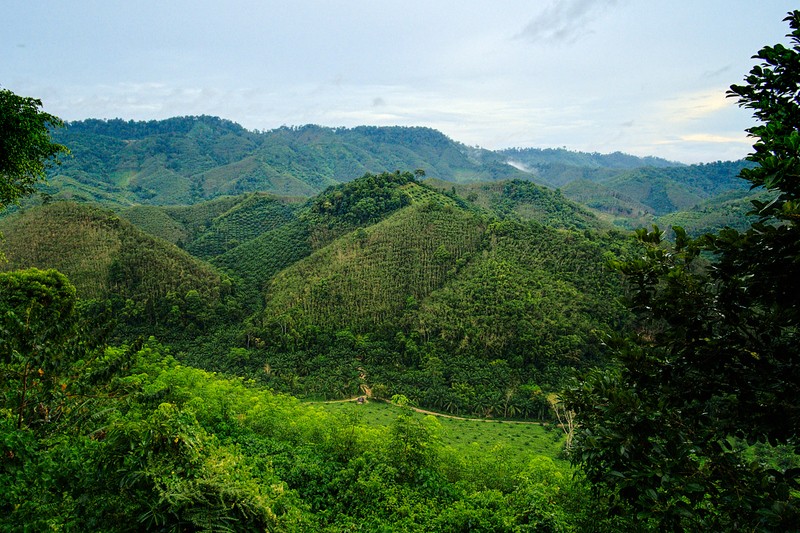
[433,179,607,231]
[235,175,633,416]
[0,201,234,336]
[655,188,773,236]
[48,119,533,204]
[259,200,488,336]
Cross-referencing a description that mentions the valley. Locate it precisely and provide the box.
[1,111,795,530]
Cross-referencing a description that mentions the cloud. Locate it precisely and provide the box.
[659,89,735,123]
[676,133,751,145]
[516,0,624,44]
[702,64,733,79]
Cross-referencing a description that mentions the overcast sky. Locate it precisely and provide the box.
[2,1,795,163]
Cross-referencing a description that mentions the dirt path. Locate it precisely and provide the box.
[312,368,542,425]
[313,397,543,425]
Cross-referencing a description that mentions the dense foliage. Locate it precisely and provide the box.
[443,179,605,231]
[0,202,240,341]
[0,170,634,419]
[0,88,69,209]
[213,173,634,416]
[0,269,623,531]
[0,16,790,526]
[568,12,800,530]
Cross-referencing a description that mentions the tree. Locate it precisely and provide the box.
[0,269,79,430]
[567,11,800,531]
[0,88,68,209]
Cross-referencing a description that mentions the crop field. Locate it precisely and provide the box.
[316,398,567,461]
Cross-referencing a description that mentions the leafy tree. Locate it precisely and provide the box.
[0,268,79,430]
[0,88,68,209]
[568,11,800,531]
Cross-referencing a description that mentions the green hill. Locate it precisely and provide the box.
[435,179,606,231]
[39,116,758,233]
[0,201,235,336]
[656,188,772,236]
[183,193,301,258]
[600,162,747,215]
[560,179,656,229]
[260,200,487,335]
[47,119,532,204]
[499,146,679,171]
[0,171,637,417]
[223,173,635,414]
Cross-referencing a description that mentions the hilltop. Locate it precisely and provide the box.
[32,116,754,233]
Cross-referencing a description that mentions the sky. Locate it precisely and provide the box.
[2,1,796,164]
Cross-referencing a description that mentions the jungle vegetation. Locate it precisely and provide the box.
[2,11,800,531]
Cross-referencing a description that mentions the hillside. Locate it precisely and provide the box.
[552,161,753,229]
[431,179,607,231]
[500,146,679,171]
[46,118,532,204]
[225,173,636,414]
[100,171,632,414]
[655,188,773,236]
[0,201,239,337]
[259,200,488,335]
[29,116,758,234]
[117,172,609,296]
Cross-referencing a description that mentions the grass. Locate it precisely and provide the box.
[316,399,567,461]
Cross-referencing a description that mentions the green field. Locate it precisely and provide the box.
[316,399,567,461]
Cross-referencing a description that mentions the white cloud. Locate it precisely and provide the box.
[659,89,737,123]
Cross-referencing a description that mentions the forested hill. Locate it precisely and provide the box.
[47,117,532,204]
[0,202,241,340]
[0,171,635,416]
[42,116,752,228]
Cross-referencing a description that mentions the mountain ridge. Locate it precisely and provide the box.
[41,116,752,228]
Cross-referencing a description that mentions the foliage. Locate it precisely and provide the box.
[0,88,69,209]
[0,319,608,532]
[568,12,800,530]
[0,269,80,431]
[306,170,416,229]
[0,88,631,529]
[500,146,677,172]
[243,178,632,415]
[441,179,605,231]
[44,120,533,205]
[0,202,240,341]
[655,188,768,236]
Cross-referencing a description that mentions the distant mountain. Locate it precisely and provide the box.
[495,148,754,228]
[499,147,680,188]
[500,146,680,170]
[553,161,754,229]
[655,188,772,236]
[39,116,755,232]
[46,117,532,204]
